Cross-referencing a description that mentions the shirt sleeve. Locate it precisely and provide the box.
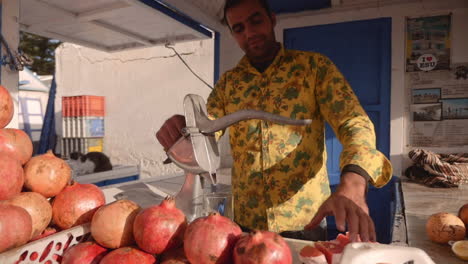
[314,54,393,187]
[207,73,228,140]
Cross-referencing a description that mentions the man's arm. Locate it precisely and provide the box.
[314,54,392,186]
[305,54,392,242]
[314,55,392,186]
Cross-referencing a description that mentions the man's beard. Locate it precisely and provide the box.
[245,36,277,63]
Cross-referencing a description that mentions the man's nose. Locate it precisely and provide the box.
[244,25,257,39]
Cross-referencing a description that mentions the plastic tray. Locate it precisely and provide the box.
[285,238,436,264]
[0,224,91,264]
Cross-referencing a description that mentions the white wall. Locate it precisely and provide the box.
[217,0,468,176]
[55,39,214,178]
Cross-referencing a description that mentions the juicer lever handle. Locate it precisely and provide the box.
[193,109,312,134]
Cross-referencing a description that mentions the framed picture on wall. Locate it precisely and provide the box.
[412,88,441,104]
[405,14,452,72]
[441,98,468,120]
[411,103,442,122]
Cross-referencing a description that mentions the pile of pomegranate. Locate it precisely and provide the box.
[0,145,106,255]
[61,197,294,264]
[0,85,106,255]
[0,84,295,263]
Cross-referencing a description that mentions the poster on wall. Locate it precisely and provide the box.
[406,14,451,72]
[409,63,468,147]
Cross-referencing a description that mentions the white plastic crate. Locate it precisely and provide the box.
[0,224,91,264]
[62,117,104,138]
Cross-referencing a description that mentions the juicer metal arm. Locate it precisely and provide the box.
[188,109,312,134]
[183,94,312,135]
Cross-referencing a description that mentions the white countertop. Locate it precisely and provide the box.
[100,167,232,208]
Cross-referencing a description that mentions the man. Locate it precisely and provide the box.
[157,0,392,242]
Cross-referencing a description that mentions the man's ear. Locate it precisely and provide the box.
[271,12,277,27]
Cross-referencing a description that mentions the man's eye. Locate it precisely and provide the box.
[233,25,244,33]
[251,18,263,25]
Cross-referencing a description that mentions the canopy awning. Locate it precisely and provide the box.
[19,0,213,52]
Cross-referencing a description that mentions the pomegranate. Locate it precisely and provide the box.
[0,154,23,200]
[0,85,13,128]
[184,212,242,264]
[0,204,33,253]
[2,192,52,238]
[160,246,190,264]
[133,197,187,254]
[62,241,108,264]
[31,226,58,241]
[91,199,141,249]
[458,203,468,227]
[0,128,33,165]
[233,230,293,264]
[52,182,105,230]
[426,212,466,243]
[24,150,72,198]
[99,247,156,264]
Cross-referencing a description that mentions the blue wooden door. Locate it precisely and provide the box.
[284,18,393,243]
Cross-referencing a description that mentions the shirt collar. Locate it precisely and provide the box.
[236,43,286,75]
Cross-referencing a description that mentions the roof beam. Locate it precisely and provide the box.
[90,20,154,45]
[28,0,131,29]
[27,0,153,46]
[77,1,131,21]
[20,24,110,52]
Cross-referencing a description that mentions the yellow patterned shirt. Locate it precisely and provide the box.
[207,46,392,233]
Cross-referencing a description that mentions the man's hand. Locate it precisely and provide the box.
[155,115,186,151]
[305,172,376,242]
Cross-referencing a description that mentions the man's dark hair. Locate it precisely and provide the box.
[222,0,272,26]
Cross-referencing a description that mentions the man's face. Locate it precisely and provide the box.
[225,0,277,61]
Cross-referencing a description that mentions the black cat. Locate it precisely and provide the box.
[68,152,113,176]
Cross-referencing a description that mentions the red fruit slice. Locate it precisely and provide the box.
[314,241,344,264]
[299,245,327,264]
[335,233,351,247]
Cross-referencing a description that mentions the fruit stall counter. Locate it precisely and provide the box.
[97,174,466,263]
[401,177,468,264]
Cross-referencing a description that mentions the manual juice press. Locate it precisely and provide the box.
[165,94,312,222]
